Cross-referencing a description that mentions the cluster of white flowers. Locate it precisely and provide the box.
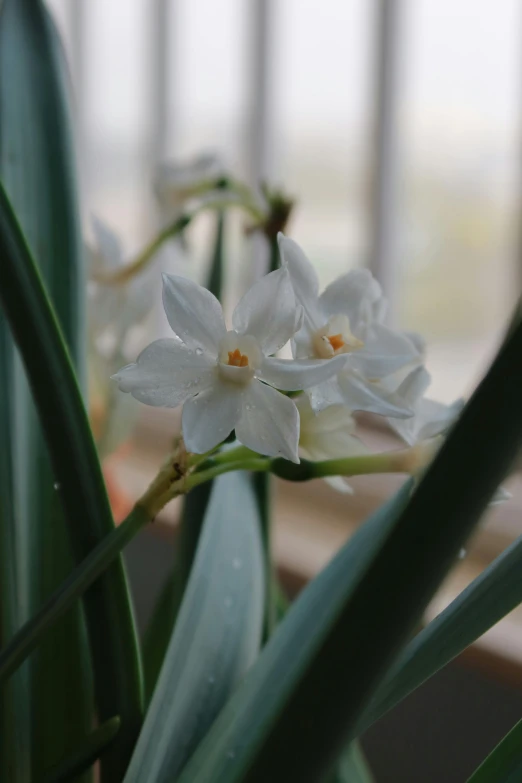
[112,233,461,466]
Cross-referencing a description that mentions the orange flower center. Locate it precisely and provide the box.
[328,334,345,351]
[227,348,249,367]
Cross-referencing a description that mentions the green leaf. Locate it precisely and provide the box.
[0,315,31,782]
[141,206,227,698]
[329,742,374,783]
[143,481,212,700]
[176,482,412,783]
[124,472,265,783]
[0,179,143,779]
[207,209,225,300]
[178,311,522,783]
[0,0,92,776]
[358,528,522,734]
[252,472,277,640]
[41,716,121,783]
[0,506,149,687]
[466,717,522,783]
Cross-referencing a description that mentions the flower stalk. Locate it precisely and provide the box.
[92,178,267,287]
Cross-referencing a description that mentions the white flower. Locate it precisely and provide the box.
[389,366,510,505]
[88,216,157,348]
[278,234,421,418]
[112,268,348,462]
[87,217,161,456]
[387,366,464,447]
[154,152,226,215]
[296,395,369,493]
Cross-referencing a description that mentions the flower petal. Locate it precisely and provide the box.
[236,380,299,462]
[182,380,242,453]
[350,323,420,378]
[318,269,382,334]
[162,273,226,356]
[232,267,300,354]
[258,354,348,392]
[112,338,216,407]
[389,395,463,446]
[337,370,413,418]
[308,376,346,412]
[278,234,322,329]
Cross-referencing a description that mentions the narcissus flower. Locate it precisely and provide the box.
[113,268,347,462]
[296,395,368,493]
[88,216,157,343]
[278,234,421,418]
[387,366,464,446]
[388,367,510,505]
[154,152,226,215]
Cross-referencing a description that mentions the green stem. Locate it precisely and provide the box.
[313,451,414,478]
[99,214,191,285]
[271,449,415,482]
[209,445,258,465]
[0,456,271,686]
[96,182,265,287]
[0,506,148,687]
[268,232,280,273]
[187,459,271,490]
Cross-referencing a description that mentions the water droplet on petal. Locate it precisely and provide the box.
[458,548,467,560]
[195,347,203,356]
[232,558,242,570]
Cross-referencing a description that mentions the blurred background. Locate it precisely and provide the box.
[46,2,522,780]
[50,0,521,403]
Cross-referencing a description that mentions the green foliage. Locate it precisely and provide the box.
[143,482,212,700]
[41,717,122,783]
[0,180,143,779]
[1,6,522,782]
[359,527,522,734]
[466,717,522,783]
[124,472,265,782]
[0,0,91,776]
[176,482,413,783]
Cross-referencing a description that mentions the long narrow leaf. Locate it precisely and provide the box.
[330,742,374,783]
[236,314,522,782]
[178,311,522,783]
[207,210,225,301]
[358,528,522,733]
[0,180,143,779]
[125,472,264,783]
[143,482,212,700]
[0,315,30,782]
[42,717,121,783]
[466,717,522,783]
[0,0,92,774]
[0,505,148,686]
[143,214,226,697]
[176,482,412,783]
